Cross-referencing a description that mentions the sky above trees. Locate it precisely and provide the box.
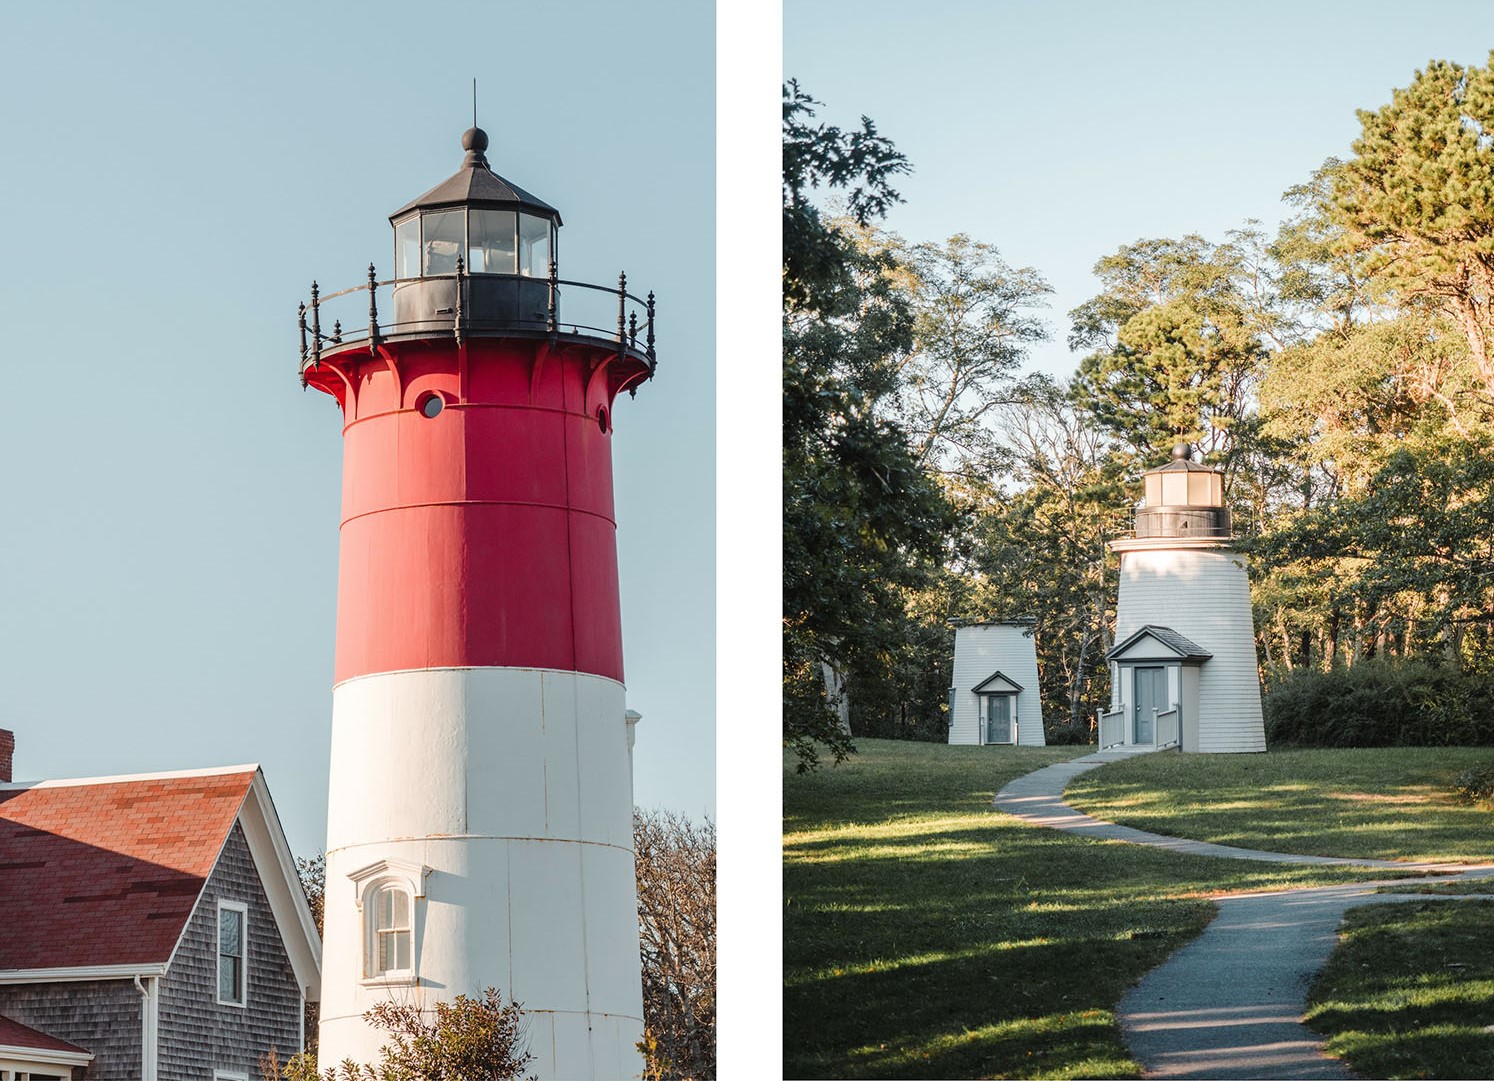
[784,0,1494,377]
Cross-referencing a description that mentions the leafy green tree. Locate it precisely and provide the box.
[968,378,1126,732]
[1330,54,1494,397]
[1069,235,1266,470]
[878,232,1051,476]
[783,83,953,769]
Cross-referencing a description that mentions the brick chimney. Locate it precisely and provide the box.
[0,728,13,783]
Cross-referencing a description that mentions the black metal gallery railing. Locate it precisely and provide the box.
[297,260,656,377]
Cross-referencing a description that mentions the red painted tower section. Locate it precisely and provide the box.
[308,334,644,685]
[302,128,654,1080]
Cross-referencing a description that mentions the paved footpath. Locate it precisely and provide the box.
[994,751,1494,1079]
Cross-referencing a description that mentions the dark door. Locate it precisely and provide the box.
[985,695,1013,744]
[1134,666,1166,744]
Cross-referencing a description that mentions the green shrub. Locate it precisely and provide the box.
[1454,762,1494,803]
[1044,718,1095,745]
[1263,659,1494,748]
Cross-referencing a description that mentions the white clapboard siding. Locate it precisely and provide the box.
[1114,546,1265,753]
[949,623,1046,746]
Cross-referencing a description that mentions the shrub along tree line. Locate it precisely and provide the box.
[784,55,1494,764]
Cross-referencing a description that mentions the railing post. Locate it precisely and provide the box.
[547,259,558,333]
[645,290,656,368]
[298,302,308,364]
[310,281,322,369]
[617,271,627,344]
[332,320,342,345]
[628,310,638,350]
[454,256,465,346]
[368,263,381,356]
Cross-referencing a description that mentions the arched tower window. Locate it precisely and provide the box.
[348,858,428,985]
[370,884,412,976]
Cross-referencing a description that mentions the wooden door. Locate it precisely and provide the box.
[1134,666,1166,744]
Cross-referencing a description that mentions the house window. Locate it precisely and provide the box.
[217,900,248,1006]
[369,884,412,977]
[214,1073,250,1081]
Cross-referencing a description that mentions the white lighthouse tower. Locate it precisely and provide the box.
[301,129,654,1079]
[1100,444,1265,754]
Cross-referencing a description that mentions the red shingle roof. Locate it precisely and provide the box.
[0,1013,91,1056]
[0,770,255,970]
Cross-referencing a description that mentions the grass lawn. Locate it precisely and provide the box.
[1377,879,1494,895]
[1064,747,1494,863]
[783,739,1412,1080]
[1306,899,1494,1079]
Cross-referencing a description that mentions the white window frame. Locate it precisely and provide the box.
[215,899,249,1008]
[366,881,414,980]
[348,858,428,986]
[214,1073,250,1081]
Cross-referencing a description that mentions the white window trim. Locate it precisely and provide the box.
[214,1073,250,1081]
[215,900,248,1009]
[348,858,428,987]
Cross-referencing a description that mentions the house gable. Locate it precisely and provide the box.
[0,766,321,1078]
[158,822,303,1078]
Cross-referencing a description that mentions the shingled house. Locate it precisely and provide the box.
[0,730,321,1080]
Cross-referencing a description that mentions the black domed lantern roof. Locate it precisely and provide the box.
[389,128,562,224]
[388,128,562,283]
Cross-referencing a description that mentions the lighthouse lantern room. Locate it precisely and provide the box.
[1101,444,1265,754]
[297,128,656,1080]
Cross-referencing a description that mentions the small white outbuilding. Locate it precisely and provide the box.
[947,619,1046,746]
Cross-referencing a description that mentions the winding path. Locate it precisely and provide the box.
[994,750,1494,1080]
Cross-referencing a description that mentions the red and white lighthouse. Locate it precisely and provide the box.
[299,128,654,1079]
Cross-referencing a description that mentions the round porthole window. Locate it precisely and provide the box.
[597,407,609,434]
[417,393,444,418]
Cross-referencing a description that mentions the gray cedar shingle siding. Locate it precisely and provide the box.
[0,980,141,1079]
[157,822,303,1080]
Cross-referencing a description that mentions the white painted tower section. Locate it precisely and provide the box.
[948,622,1046,746]
[1111,540,1266,752]
[318,667,644,1079]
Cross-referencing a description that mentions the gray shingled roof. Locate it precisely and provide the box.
[1105,625,1212,662]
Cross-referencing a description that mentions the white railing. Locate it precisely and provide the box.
[1155,707,1180,749]
[1098,708,1125,749]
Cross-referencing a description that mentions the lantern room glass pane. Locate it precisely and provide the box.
[421,209,465,275]
[470,209,516,274]
[519,214,551,277]
[1144,474,1162,507]
[1187,471,1220,506]
[1161,472,1188,506]
[394,216,420,279]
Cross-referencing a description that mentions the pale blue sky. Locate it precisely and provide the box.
[786,0,1494,376]
[0,0,714,857]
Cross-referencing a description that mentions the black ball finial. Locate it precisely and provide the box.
[1171,441,1191,461]
[461,126,489,153]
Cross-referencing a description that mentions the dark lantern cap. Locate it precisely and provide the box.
[1145,441,1220,475]
[390,127,563,225]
